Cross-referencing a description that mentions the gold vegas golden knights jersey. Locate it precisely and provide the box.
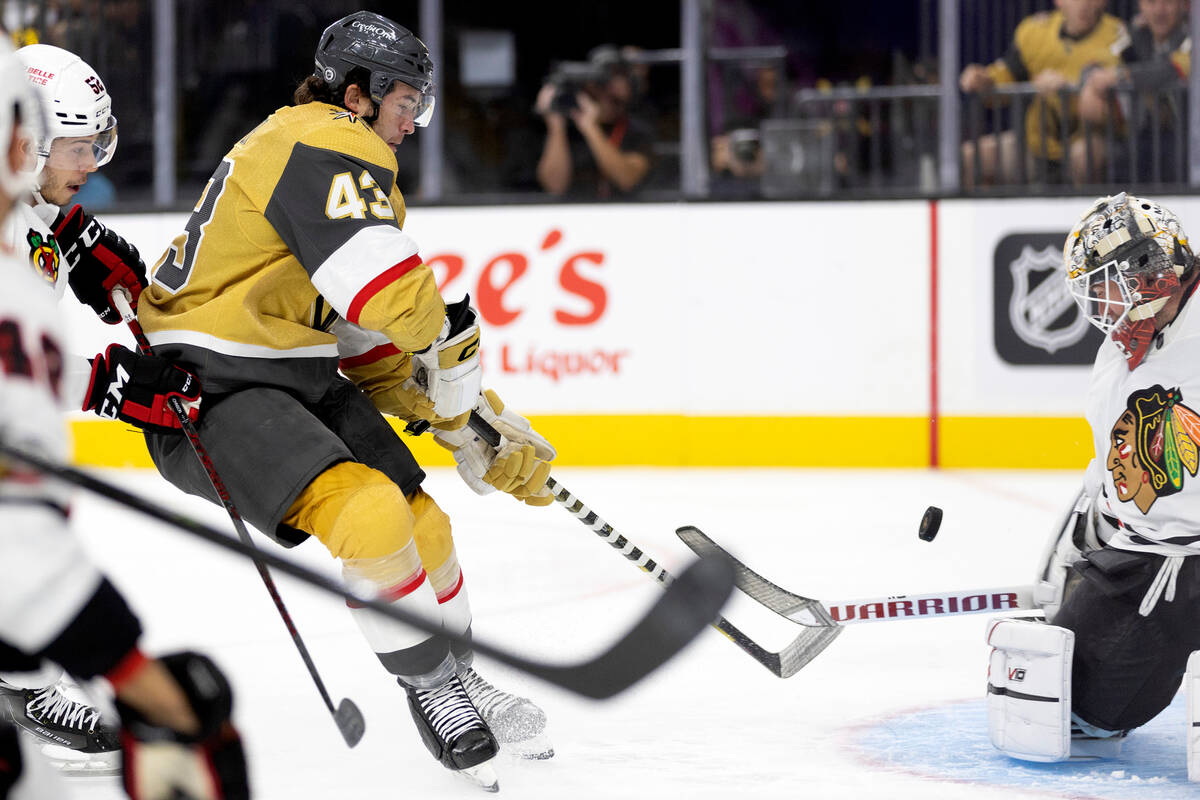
[985,10,1128,160]
[140,102,446,413]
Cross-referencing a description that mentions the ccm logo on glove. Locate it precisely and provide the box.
[84,344,202,434]
[55,204,148,324]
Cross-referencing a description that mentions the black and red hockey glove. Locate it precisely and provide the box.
[55,204,148,324]
[116,652,250,800]
[84,344,202,434]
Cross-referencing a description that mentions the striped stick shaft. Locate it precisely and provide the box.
[546,477,674,586]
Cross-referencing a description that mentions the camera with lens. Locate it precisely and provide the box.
[546,60,604,113]
[728,128,761,166]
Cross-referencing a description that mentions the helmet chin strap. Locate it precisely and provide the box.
[1128,296,1171,322]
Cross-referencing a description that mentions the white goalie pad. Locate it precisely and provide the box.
[986,618,1074,762]
[1188,651,1200,782]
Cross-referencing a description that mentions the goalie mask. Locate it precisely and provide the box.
[314,11,436,127]
[1064,193,1195,369]
[16,44,118,175]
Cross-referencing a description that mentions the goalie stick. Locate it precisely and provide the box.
[460,412,842,679]
[109,291,367,747]
[0,441,733,700]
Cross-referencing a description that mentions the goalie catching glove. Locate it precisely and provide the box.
[434,389,557,506]
[54,204,148,324]
[117,652,249,800]
[84,344,202,434]
[403,296,482,419]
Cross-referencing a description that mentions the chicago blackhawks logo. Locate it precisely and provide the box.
[26,230,60,285]
[1108,385,1200,513]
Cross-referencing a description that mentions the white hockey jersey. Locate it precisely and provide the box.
[0,200,64,298]
[1084,288,1200,556]
[0,250,102,655]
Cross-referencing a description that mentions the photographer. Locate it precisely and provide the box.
[710,117,765,199]
[535,46,654,199]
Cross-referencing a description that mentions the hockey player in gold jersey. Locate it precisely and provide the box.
[137,11,555,788]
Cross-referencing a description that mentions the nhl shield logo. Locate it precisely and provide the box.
[1007,244,1089,354]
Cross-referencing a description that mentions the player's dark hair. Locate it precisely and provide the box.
[292,67,373,111]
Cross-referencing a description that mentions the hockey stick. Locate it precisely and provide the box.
[676,525,1038,676]
[677,526,1036,626]
[110,292,365,748]
[0,441,732,700]
[461,413,841,679]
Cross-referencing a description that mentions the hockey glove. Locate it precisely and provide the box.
[117,652,249,800]
[84,344,202,434]
[434,389,557,506]
[403,296,483,419]
[55,204,148,324]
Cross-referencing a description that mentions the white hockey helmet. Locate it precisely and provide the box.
[0,40,46,199]
[15,44,117,174]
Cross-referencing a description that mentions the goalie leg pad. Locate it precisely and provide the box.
[1188,651,1200,782]
[986,618,1073,762]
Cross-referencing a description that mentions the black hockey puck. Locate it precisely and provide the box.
[918,506,943,541]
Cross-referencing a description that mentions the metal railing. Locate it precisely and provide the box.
[10,0,1199,206]
[752,84,943,199]
[960,83,1188,194]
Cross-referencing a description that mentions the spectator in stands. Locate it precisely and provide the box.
[535,45,655,199]
[710,117,765,199]
[709,63,779,198]
[958,0,1129,189]
[1079,0,1190,182]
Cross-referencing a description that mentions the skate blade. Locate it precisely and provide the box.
[40,742,121,777]
[456,761,499,793]
[501,733,554,760]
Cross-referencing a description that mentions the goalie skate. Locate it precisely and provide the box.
[460,666,553,759]
[0,680,120,775]
[406,675,499,790]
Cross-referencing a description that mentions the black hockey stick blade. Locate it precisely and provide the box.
[676,526,842,678]
[0,443,731,699]
[476,553,735,699]
[334,698,366,747]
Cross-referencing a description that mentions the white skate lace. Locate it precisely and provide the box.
[415,678,483,743]
[26,686,101,734]
[459,668,523,718]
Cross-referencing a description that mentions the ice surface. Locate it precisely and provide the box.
[53,466,1189,799]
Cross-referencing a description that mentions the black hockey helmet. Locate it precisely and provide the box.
[314,11,435,123]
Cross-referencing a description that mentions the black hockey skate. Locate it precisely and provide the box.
[460,666,553,759]
[405,675,499,791]
[0,680,120,775]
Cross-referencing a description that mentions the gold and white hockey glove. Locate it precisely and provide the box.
[434,389,557,506]
[402,297,482,419]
